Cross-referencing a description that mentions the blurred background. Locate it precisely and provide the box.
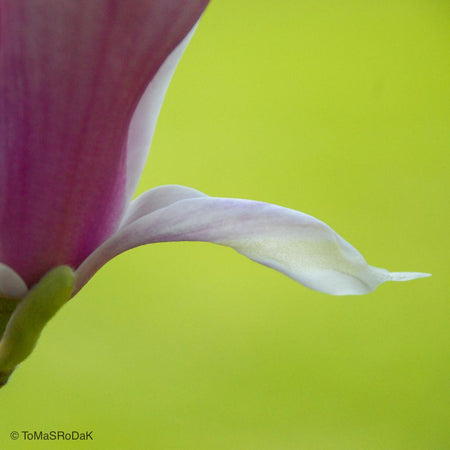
[2,1,449,449]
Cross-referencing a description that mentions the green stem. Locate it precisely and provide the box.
[0,266,74,388]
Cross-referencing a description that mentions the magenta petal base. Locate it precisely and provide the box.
[0,1,209,286]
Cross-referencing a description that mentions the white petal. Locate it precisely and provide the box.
[0,263,28,299]
[388,272,431,281]
[74,186,429,296]
[125,24,198,201]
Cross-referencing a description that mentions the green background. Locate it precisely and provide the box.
[2,1,449,449]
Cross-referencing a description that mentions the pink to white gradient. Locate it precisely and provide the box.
[0,0,429,300]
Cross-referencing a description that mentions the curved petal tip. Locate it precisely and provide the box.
[388,272,432,282]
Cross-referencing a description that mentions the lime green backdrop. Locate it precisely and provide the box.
[2,1,449,449]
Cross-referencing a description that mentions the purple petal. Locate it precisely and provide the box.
[0,0,208,286]
[0,263,28,299]
[75,186,430,296]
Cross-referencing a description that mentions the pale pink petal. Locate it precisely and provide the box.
[120,184,207,227]
[125,25,198,202]
[0,263,28,299]
[74,186,430,295]
[0,1,208,285]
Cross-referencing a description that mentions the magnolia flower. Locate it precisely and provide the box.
[0,1,428,384]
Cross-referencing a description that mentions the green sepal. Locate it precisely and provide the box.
[0,266,74,387]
